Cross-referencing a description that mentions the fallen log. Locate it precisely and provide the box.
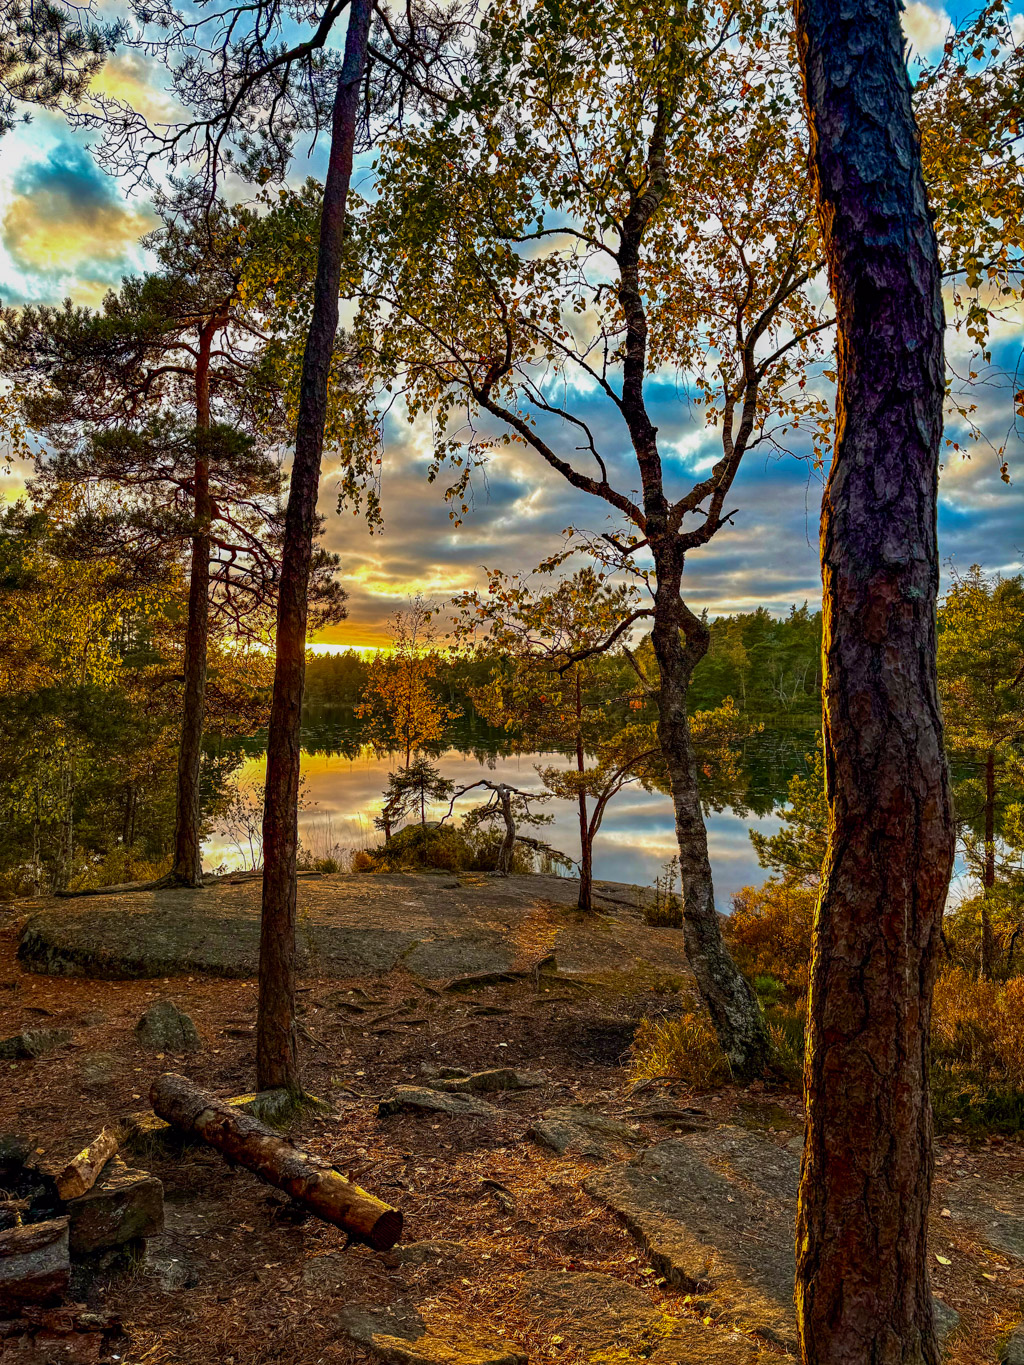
[55,1127,121,1201]
[150,1073,402,1250]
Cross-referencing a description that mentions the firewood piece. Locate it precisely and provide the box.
[55,1127,121,1202]
[150,1073,402,1250]
[0,1218,70,1312]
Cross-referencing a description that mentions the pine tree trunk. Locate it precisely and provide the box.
[258,0,371,1092]
[170,318,218,886]
[650,550,770,1079]
[794,2,955,1359]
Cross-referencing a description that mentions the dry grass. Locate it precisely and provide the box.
[629,1012,731,1089]
[932,968,1024,1087]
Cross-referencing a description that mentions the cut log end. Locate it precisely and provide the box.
[366,1207,403,1252]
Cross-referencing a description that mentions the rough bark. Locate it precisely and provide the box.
[150,1073,401,1248]
[170,315,220,886]
[495,785,516,876]
[794,2,955,1361]
[258,0,371,1091]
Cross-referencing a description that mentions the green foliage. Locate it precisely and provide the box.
[0,0,113,135]
[688,605,822,718]
[938,566,1024,885]
[377,757,455,833]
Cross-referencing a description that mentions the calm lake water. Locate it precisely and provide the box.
[206,720,822,909]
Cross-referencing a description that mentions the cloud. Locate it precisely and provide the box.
[87,53,182,126]
[0,141,153,303]
[902,2,951,57]
[906,1,955,58]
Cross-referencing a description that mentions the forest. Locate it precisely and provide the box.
[0,0,1023,1362]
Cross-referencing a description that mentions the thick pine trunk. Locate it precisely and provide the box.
[794,2,955,1360]
[258,0,371,1092]
[170,320,217,886]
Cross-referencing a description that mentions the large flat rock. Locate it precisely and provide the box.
[17,873,696,981]
[587,1128,967,1358]
[586,1127,800,1353]
[944,1175,1024,1262]
[519,1271,760,1362]
[339,1302,525,1365]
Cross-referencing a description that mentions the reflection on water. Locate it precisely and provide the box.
[209,719,821,910]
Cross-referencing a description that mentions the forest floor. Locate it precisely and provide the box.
[1,873,1022,1365]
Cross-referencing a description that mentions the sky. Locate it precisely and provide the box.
[1,0,1022,651]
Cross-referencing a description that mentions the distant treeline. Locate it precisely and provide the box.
[304,604,824,724]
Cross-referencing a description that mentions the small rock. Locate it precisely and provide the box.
[430,1068,545,1095]
[67,1156,163,1255]
[378,1086,498,1120]
[0,1028,73,1061]
[529,1107,640,1159]
[933,1297,960,1350]
[119,1110,175,1155]
[1001,1324,1024,1365]
[339,1302,526,1365]
[135,1000,200,1053]
[0,1134,32,1168]
[80,1052,118,1088]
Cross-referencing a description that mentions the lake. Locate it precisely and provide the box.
[206,720,823,909]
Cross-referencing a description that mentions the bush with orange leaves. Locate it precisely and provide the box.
[932,967,1024,1090]
[724,880,816,997]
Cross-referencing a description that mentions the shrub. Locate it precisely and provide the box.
[366,822,473,872]
[630,1012,731,1089]
[351,849,375,873]
[725,880,815,996]
[931,966,1024,1133]
[464,827,536,874]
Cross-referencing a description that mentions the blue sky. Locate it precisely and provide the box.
[1,0,1021,649]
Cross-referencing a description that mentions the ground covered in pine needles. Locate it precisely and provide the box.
[1,875,1022,1365]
